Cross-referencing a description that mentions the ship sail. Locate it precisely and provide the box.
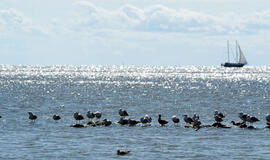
[238,45,247,65]
[221,40,248,67]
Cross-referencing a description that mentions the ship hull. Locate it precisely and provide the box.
[221,62,245,68]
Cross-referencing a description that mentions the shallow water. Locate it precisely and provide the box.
[0,65,270,159]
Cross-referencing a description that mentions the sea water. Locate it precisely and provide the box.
[0,65,270,159]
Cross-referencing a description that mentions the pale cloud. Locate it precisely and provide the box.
[0,9,47,36]
[72,1,270,35]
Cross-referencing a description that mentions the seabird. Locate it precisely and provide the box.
[128,119,140,126]
[94,111,102,120]
[86,110,95,119]
[117,150,130,155]
[193,113,199,121]
[171,115,180,125]
[119,108,129,117]
[183,115,194,125]
[118,117,129,125]
[214,115,223,123]
[28,112,37,121]
[158,114,168,126]
[214,110,225,118]
[266,114,270,126]
[103,118,112,126]
[74,112,84,124]
[238,112,248,122]
[53,114,61,121]
[247,115,259,125]
[231,121,244,126]
[140,115,152,125]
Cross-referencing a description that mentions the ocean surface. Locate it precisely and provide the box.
[0,65,270,159]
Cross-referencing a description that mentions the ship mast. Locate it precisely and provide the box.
[227,40,230,62]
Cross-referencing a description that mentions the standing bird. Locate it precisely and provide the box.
[94,111,102,121]
[171,115,180,126]
[53,114,61,121]
[73,112,84,124]
[183,115,194,126]
[117,150,130,155]
[214,110,225,118]
[266,114,270,126]
[28,112,37,121]
[119,108,129,118]
[158,114,168,126]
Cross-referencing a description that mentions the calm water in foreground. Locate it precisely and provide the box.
[0,65,270,159]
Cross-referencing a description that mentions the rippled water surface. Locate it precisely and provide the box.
[0,65,270,159]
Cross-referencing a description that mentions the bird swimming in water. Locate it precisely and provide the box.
[119,108,129,118]
[183,115,194,126]
[103,118,112,126]
[28,112,37,121]
[214,115,223,123]
[117,150,130,155]
[193,113,199,121]
[266,114,270,126]
[238,112,248,122]
[74,112,84,124]
[247,115,259,126]
[128,119,140,126]
[158,114,168,126]
[118,117,129,125]
[86,110,95,119]
[94,111,102,121]
[231,121,245,126]
[171,115,180,125]
[53,114,61,121]
[140,115,152,126]
[214,110,225,118]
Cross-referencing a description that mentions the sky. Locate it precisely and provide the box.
[0,0,270,66]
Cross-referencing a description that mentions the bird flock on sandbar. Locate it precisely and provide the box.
[3,107,265,131]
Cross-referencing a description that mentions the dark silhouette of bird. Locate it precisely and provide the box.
[171,115,180,125]
[183,115,194,125]
[74,112,84,124]
[119,108,129,117]
[128,119,140,126]
[53,114,61,121]
[214,115,223,123]
[231,121,245,126]
[94,111,102,120]
[193,113,199,121]
[86,110,95,119]
[214,110,225,118]
[103,118,112,126]
[247,115,259,125]
[28,112,37,121]
[238,112,248,122]
[117,150,130,155]
[266,114,270,126]
[158,114,168,126]
[118,117,129,125]
[140,114,152,125]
